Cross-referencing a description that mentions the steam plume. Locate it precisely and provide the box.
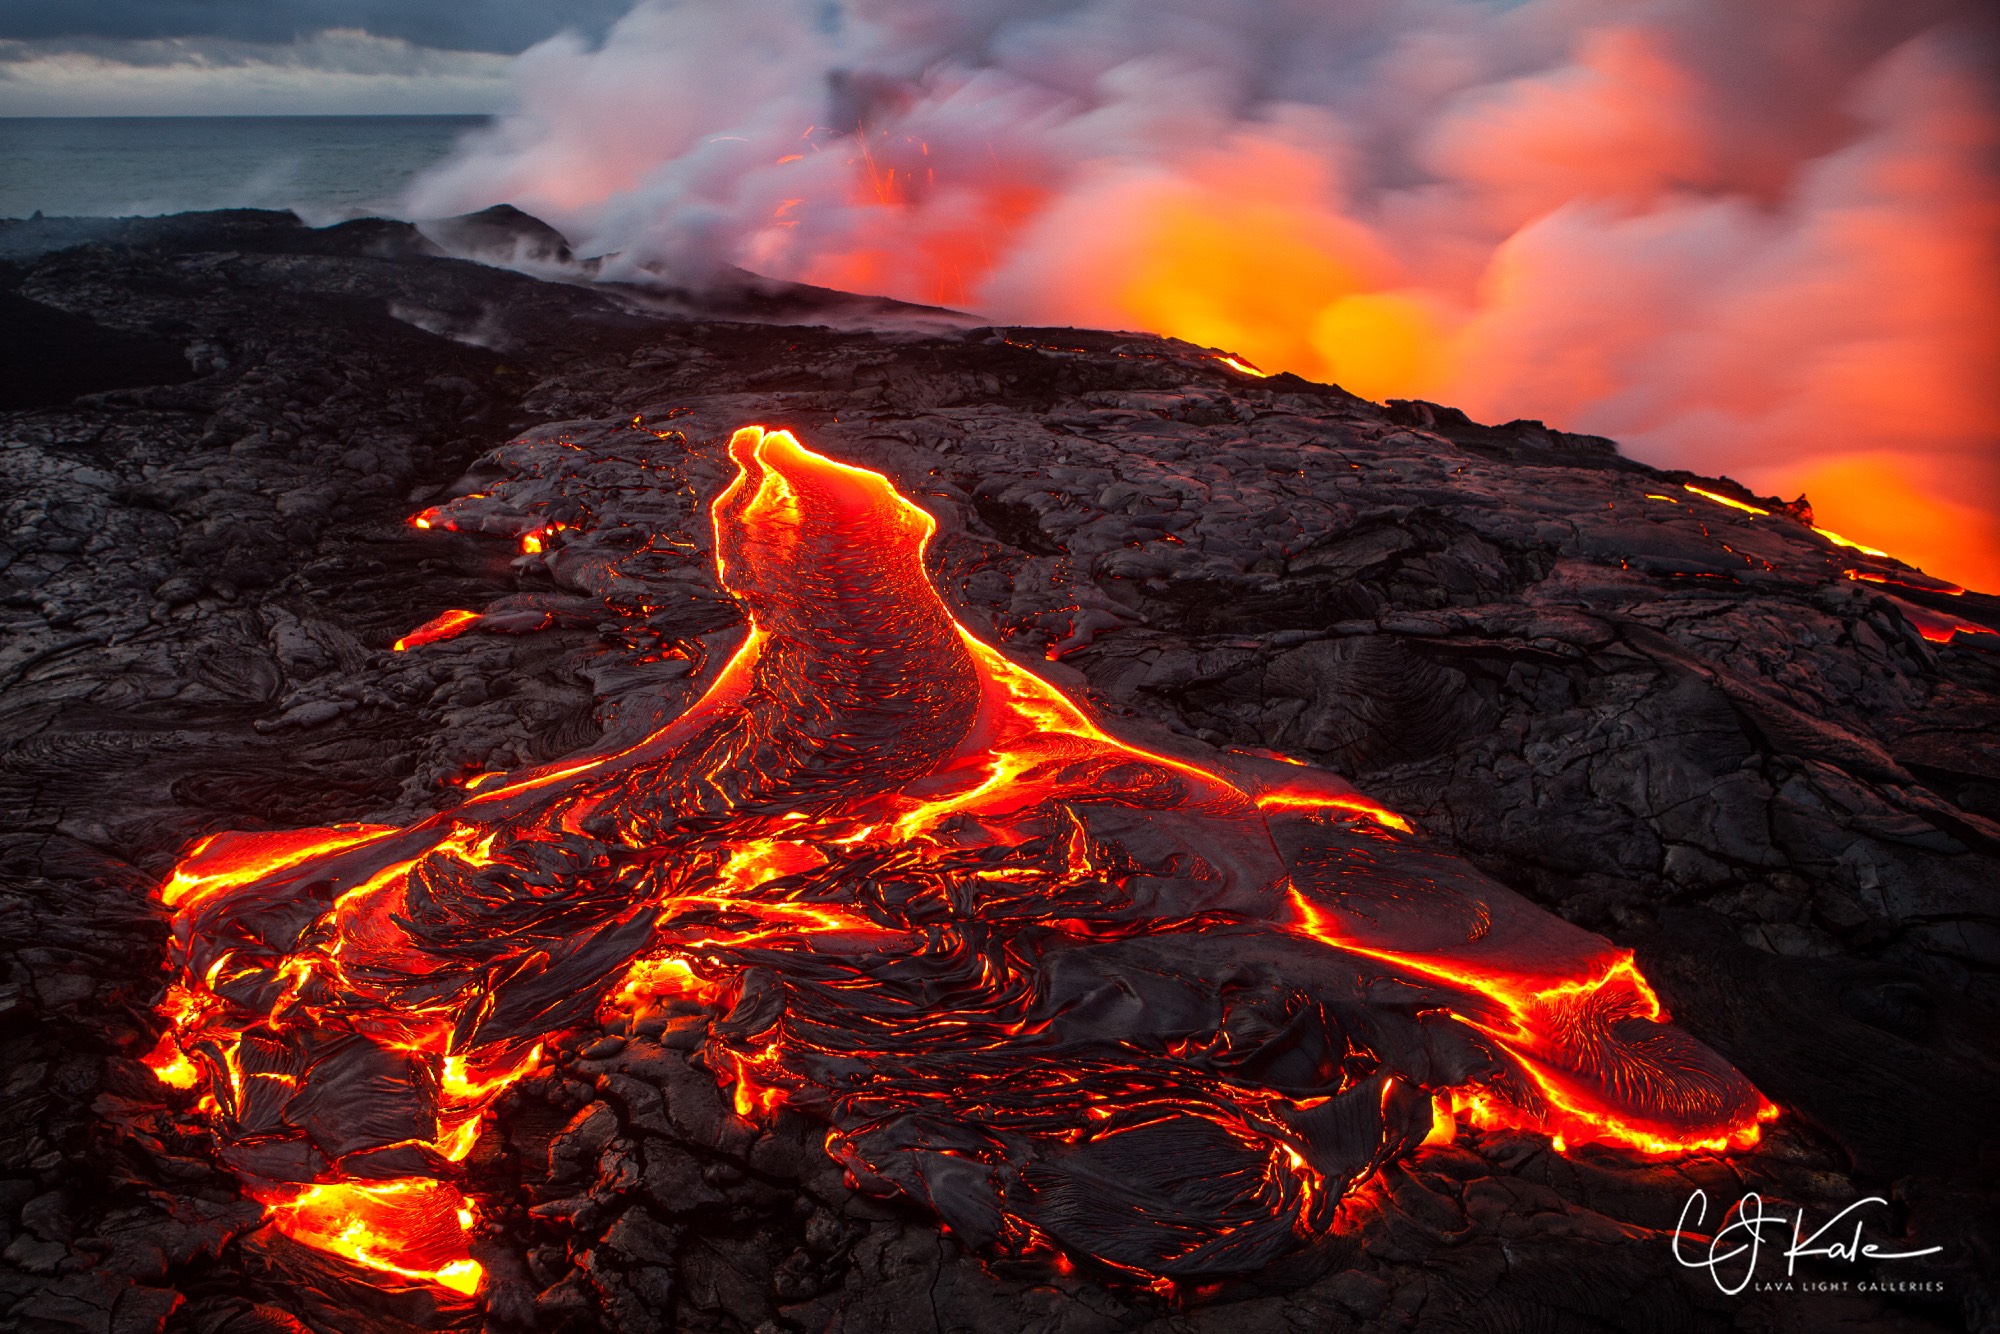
[408,0,2000,590]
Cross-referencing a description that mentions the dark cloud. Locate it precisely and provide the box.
[0,0,635,55]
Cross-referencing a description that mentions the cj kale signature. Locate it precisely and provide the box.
[1672,1190,1943,1295]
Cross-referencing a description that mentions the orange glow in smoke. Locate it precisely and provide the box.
[1013,137,1446,406]
[789,40,1999,592]
[402,1,2000,594]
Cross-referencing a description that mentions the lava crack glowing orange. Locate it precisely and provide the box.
[149,426,1775,1292]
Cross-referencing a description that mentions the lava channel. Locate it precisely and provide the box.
[149,425,1777,1292]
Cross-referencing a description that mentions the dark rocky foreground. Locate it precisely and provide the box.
[1,209,1996,1334]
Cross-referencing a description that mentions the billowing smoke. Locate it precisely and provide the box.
[407,0,2000,590]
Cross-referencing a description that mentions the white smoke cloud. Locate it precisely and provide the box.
[407,0,2000,587]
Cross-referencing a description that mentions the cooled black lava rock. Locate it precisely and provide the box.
[0,208,1994,1334]
[0,290,200,409]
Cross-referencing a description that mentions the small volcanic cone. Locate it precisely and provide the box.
[151,426,1773,1291]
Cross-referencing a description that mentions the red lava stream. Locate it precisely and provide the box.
[146,426,1776,1294]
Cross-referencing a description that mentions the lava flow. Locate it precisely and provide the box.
[149,425,1775,1292]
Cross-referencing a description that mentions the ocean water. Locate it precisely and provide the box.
[0,116,488,221]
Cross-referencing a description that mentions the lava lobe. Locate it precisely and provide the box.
[148,425,1774,1292]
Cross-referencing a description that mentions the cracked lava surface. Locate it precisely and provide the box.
[146,426,1775,1294]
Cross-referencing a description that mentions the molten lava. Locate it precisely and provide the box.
[392,609,482,653]
[152,426,1774,1291]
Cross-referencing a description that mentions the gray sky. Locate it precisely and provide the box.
[0,1,635,113]
[0,2,631,53]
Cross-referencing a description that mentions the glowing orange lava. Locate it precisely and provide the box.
[1682,484,1769,517]
[1883,596,1998,645]
[260,1179,483,1295]
[1674,488,1997,637]
[393,609,482,652]
[1768,455,2000,598]
[1213,353,1273,378]
[1285,891,1774,1156]
[151,425,1775,1290]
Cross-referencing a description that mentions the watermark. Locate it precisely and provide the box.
[1672,1190,1944,1296]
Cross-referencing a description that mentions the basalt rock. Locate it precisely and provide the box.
[1,209,1995,1334]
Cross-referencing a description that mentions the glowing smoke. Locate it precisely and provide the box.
[408,0,2000,590]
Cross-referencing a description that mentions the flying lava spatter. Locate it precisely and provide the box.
[148,426,1774,1292]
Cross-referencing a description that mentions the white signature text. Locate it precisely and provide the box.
[1672,1190,1942,1295]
